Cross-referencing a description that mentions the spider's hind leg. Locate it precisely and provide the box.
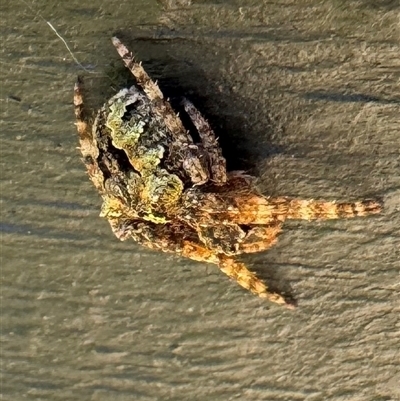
[182,98,227,184]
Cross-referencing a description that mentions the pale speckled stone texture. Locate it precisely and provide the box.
[2,0,399,400]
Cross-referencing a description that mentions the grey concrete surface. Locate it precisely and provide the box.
[1,0,399,400]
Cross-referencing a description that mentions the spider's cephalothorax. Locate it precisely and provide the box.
[74,37,382,308]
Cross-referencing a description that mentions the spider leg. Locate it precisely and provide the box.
[108,218,292,308]
[269,197,382,221]
[74,77,90,140]
[111,37,209,185]
[111,37,163,102]
[108,218,220,262]
[180,240,293,308]
[74,78,105,193]
[181,98,227,184]
[192,220,281,256]
[218,255,294,308]
[219,194,381,225]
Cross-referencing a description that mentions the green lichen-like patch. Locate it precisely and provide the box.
[131,145,164,173]
[144,171,183,207]
[103,88,185,225]
[106,99,144,149]
[139,171,183,223]
[105,91,166,175]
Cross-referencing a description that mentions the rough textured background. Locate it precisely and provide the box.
[2,0,399,400]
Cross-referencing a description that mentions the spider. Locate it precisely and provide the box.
[73,37,382,308]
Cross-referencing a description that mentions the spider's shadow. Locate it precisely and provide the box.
[99,34,286,174]
[244,253,297,307]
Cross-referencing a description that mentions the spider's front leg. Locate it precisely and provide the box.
[181,98,227,184]
[74,78,105,193]
[111,37,209,185]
